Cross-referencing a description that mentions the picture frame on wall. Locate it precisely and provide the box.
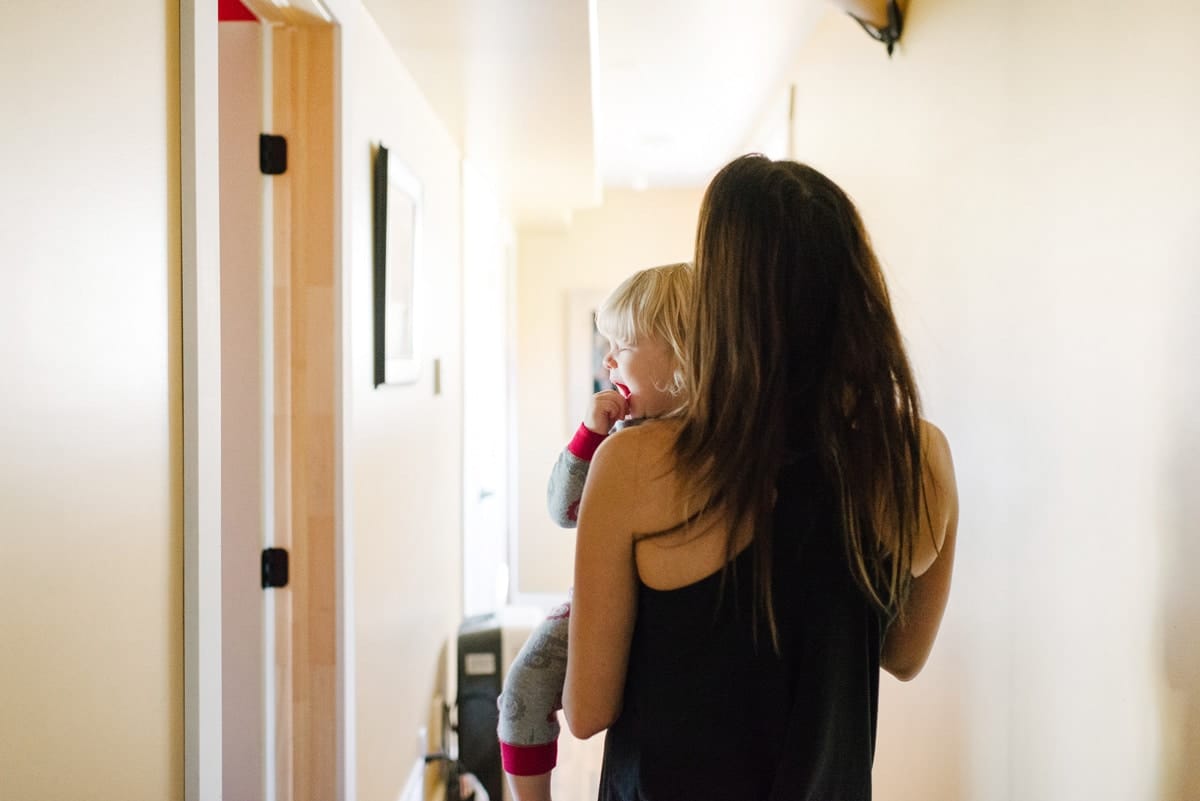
[372,143,424,387]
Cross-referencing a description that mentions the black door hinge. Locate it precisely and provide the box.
[260,134,287,175]
[262,547,289,588]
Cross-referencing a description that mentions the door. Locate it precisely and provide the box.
[219,14,268,801]
[217,6,340,801]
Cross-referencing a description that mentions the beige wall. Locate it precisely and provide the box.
[514,189,703,595]
[345,8,466,801]
[0,3,184,800]
[784,1,1200,799]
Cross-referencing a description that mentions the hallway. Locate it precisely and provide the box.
[2,1,1199,800]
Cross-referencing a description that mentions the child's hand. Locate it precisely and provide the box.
[584,390,629,434]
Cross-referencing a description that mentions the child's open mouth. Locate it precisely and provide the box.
[614,382,631,399]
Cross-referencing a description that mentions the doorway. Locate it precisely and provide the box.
[217,3,339,800]
[462,162,516,618]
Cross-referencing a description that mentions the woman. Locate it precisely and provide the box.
[562,155,958,800]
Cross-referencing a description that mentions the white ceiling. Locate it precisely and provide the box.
[595,0,826,188]
[362,0,827,221]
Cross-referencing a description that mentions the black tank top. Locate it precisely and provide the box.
[598,460,887,801]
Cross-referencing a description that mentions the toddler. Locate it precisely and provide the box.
[497,262,692,801]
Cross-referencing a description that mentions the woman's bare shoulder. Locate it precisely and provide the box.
[914,419,958,576]
[602,417,681,456]
[920,420,956,502]
[593,418,685,515]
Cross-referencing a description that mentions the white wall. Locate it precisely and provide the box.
[0,3,183,800]
[341,6,467,800]
[513,189,703,596]
[781,1,1200,799]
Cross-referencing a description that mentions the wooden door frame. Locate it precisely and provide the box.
[182,2,352,800]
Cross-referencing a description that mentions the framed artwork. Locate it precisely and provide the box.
[373,143,424,387]
[565,289,614,436]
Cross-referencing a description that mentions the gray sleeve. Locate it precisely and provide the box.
[497,604,570,747]
[546,448,591,529]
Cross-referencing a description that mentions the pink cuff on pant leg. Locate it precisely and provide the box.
[500,740,558,776]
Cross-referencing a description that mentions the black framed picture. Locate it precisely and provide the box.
[372,143,424,387]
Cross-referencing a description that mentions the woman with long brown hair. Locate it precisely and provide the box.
[562,154,958,799]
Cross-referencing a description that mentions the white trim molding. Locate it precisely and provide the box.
[181,1,223,799]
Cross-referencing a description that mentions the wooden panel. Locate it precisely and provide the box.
[272,22,338,801]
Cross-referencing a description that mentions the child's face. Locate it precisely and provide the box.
[602,333,678,419]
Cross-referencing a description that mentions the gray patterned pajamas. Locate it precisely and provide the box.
[497,421,635,775]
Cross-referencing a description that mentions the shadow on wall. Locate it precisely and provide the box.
[1161,243,1200,800]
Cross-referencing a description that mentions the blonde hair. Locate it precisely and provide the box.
[595,262,693,401]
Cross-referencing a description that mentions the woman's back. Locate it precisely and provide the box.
[562,156,958,801]
[597,424,886,800]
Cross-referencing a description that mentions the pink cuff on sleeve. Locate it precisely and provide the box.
[500,740,558,776]
[566,423,607,461]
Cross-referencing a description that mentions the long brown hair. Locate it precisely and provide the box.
[675,155,923,648]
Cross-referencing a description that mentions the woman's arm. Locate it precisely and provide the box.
[561,433,640,739]
[881,422,959,681]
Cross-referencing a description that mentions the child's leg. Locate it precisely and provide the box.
[506,772,553,801]
[497,602,570,801]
